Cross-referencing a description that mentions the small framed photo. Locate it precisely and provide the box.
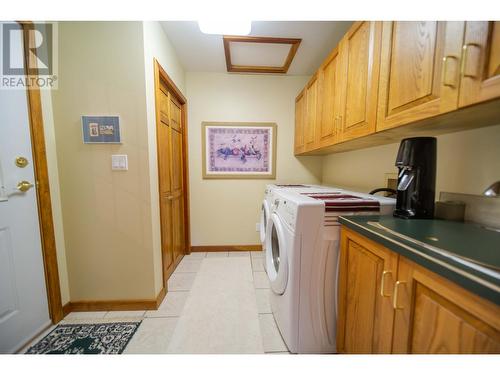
[202,122,277,179]
[82,116,121,144]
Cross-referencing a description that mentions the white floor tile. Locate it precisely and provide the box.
[253,271,270,289]
[167,257,263,354]
[64,311,107,321]
[105,311,145,319]
[255,289,272,314]
[183,252,206,259]
[175,258,203,273]
[259,314,288,353]
[206,252,228,258]
[168,272,197,291]
[251,257,265,272]
[124,317,178,354]
[228,251,250,257]
[145,291,189,318]
[251,251,264,259]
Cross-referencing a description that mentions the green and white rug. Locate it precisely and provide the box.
[26,322,141,354]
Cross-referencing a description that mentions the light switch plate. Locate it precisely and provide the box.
[111,154,128,171]
[256,223,260,232]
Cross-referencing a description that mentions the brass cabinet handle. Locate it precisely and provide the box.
[461,43,481,78]
[393,280,406,309]
[380,270,392,297]
[16,180,34,193]
[442,55,458,88]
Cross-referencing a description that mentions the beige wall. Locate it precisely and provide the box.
[52,22,156,301]
[142,21,186,294]
[51,21,186,301]
[322,124,500,197]
[186,72,323,246]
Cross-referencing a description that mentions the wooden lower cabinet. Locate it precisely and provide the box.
[338,227,500,354]
[337,227,398,353]
[392,257,500,353]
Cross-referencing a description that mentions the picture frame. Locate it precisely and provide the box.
[82,115,121,144]
[202,122,277,179]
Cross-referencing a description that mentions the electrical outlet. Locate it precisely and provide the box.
[255,223,260,232]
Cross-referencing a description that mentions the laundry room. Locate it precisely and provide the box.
[1,1,500,374]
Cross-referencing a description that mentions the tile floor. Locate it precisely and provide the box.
[25,251,289,354]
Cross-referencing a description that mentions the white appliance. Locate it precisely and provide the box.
[260,184,342,272]
[266,189,395,353]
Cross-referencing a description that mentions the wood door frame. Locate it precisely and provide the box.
[18,22,64,323]
[153,59,191,279]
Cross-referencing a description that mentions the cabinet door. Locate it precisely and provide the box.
[317,45,344,148]
[294,90,306,155]
[304,74,320,151]
[459,22,500,107]
[337,227,399,353]
[392,257,500,354]
[169,94,185,267]
[339,21,381,142]
[377,22,464,131]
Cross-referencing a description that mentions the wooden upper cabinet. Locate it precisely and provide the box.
[304,74,320,151]
[392,257,500,354]
[339,21,381,142]
[294,90,306,155]
[337,227,399,354]
[377,22,464,131]
[459,21,500,107]
[317,45,344,147]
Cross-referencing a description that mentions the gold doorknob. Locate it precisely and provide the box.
[17,180,34,192]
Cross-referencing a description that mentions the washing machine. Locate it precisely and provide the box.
[259,184,342,272]
[266,189,395,353]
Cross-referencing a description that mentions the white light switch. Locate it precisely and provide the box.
[111,154,128,171]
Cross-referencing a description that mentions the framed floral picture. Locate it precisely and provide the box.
[202,122,277,179]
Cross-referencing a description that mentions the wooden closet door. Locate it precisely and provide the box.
[377,21,464,131]
[392,257,500,354]
[459,22,500,107]
[157,83,174,281]
[337,227,399,354]
[318,45,344,147]
[339,21,381,142]
[294,90,306,155]
[304,74,320,151]
[169,94,185,266]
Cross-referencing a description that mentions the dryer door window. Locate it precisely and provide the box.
[266,214,288,295]
[271,224,280,273]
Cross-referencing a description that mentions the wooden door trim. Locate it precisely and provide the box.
[20,22,63,323]
[153,59,191,274]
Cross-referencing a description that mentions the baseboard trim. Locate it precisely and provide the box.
[62,287,167,315]
[190,244,262,252]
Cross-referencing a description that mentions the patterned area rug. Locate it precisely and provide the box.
[26,322,141,354]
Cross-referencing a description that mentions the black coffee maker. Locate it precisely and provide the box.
[393,137,437,219]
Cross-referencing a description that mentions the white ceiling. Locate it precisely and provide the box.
[160,21,352,75]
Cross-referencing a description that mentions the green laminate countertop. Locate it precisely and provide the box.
[338,215,500,305]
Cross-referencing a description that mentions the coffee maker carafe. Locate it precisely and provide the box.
[393,137,437,219]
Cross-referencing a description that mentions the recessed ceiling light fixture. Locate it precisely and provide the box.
[198,19,251,36]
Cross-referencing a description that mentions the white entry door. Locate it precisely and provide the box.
[0,22,51,353]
